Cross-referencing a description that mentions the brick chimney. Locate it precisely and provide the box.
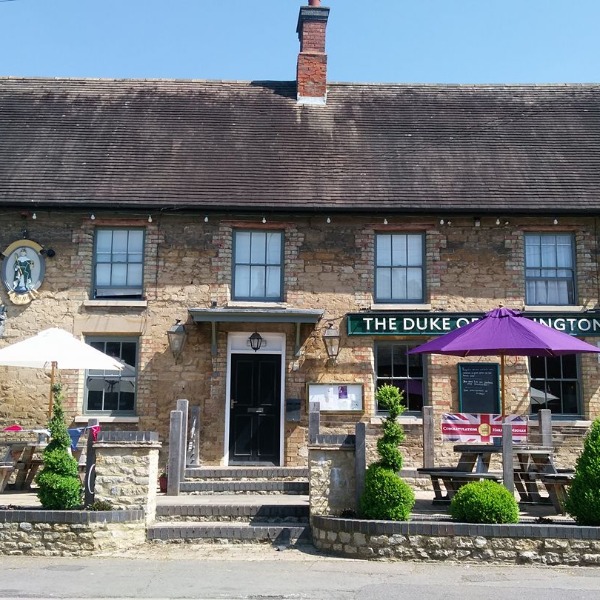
[296,0,330,105]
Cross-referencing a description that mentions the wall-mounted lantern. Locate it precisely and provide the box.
[323,322,341,361]
[167,319,187,360]
[248,331,265,352]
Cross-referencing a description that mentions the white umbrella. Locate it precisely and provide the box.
[0,328,123,416]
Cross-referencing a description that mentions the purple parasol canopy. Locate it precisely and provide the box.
[409,306,600,415]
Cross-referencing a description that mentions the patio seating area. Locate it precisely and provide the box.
[416,441,574,514]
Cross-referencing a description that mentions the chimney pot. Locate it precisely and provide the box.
[296,3,330,105]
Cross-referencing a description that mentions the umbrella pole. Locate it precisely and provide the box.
[500,354,506,418]
[48,361,57,418]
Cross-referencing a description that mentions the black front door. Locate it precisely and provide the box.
[229,353,281,464]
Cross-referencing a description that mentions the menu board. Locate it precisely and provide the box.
[458,363,500,414]
[307,383,363,412]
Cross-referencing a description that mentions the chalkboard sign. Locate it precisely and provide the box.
[458,363,500,414]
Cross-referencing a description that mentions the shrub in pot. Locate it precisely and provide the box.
[565,418,600,525]
[359,384,415,521]
[450,479,519,524]
[36,383,82,509]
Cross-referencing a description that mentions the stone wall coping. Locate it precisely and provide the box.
[0,509,145,524]
[310,444,355,451]
[94,442,162,449]
[313,515,600,541]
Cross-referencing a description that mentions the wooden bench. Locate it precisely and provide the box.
[538,473,574,514]
[417,467,503,503]
[0,463,14,493]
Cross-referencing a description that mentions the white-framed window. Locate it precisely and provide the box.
[525,233,575,305]
[375,233,424,303]
[233,230,283,301]
[85,337,138,414]
[93,229,144,299]
[529,354,580,416]
[375,343,424,413]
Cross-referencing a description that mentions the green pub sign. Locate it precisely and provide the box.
[346,312,600,337]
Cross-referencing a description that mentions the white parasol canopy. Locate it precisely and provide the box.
[0,328,123,415]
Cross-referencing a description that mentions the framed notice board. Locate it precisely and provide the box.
[458,363,500,414]
[307,383,363,412]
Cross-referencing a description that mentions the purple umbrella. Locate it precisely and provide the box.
[409,306,600,416]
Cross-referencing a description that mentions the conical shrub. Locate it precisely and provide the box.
[36,383,82,509]
[359,384,415,521]
[565,418,600,525]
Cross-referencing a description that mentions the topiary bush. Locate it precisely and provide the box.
[360,464,414,521]
[359,384,415,521]
[565,418,600,525]
[450,480,519,524]
[36,383,82,510]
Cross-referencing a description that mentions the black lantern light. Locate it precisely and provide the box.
[248,331,265,352]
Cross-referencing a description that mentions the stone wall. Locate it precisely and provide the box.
[0,510,145,556]
[313,516,600,566]
[309,446,356,517]
[93,435,160,523]
[1,212,599,468]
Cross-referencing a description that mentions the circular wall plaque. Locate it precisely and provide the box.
[2,240,46,305]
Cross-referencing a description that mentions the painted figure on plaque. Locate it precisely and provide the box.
[12,248,35,293]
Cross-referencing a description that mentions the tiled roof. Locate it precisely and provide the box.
[1,77,599,214]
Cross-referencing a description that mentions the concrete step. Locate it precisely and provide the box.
[155,502,309,523]
[184,466,309,481]
[147,521,312,545]
[179,480,309,495]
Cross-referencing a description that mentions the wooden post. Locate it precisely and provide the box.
[502,421,514,494]
[167,410,183,496]
[176,399,189,481]
[355,421,366,508]
[422,405,435,468]
[84,417,99,507]
[188,405,201,467]
[308,401,320,444]
[539,409,553,447]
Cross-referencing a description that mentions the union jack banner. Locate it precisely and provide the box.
[441,413,528,443]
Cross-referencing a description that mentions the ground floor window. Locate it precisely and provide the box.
[375,343,424,412]
[529,354,580,416]
[85,337,138,414]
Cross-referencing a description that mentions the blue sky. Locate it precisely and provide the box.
[1,0,598,83]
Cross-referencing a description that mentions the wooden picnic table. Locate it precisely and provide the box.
[418,443,566,507]
[0,441,46,491]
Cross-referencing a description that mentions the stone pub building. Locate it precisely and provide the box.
[1,1,600,470]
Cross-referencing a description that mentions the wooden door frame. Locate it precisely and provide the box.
[224,332,286,466]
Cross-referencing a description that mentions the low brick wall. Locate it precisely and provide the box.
[0,509,146,556]
[312,516,600,566]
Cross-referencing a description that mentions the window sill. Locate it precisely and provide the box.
[370,303,432,311]
[370,415,423,425]
[528,417,591,428]
[523,305,584,313]
[84,300,148,308]
[226,301,287,309]
[74,415,140,424]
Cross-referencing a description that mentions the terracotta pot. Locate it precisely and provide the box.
[159,475,167,493]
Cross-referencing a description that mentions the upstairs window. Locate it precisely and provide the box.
[93,229,144,299]
[375,233,424,303]
[233,231,283,301]
[525,234,575,305]
[376,343,424,413]
[85,337,138,414]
